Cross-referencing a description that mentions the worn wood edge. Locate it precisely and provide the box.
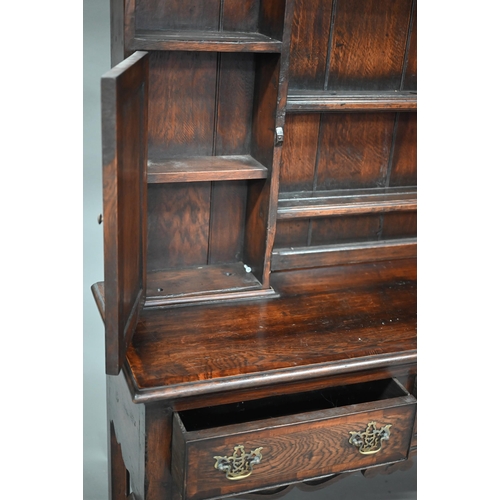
[130,32,282,53]
[277,195,417,219]
[286,91,417,112]
[91,282,105,323]
[147,155,269,183]
[125,350,417,404]
[271,239,417,271]
[144,287,279,309]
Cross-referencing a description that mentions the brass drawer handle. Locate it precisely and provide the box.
[214,445,263,481]
[349,421,392,455]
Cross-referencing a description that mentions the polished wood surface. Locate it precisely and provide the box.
[101,51,149,375]
[98,0,417,498]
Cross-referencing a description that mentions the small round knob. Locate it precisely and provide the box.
[97,214,103,224]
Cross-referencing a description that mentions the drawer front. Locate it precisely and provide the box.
[174,399,416,500]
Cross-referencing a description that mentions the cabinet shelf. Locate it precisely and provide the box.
[277,187,417,219]
[286,90,417,113]
[145,263,277,307]
[131,30,282,53]
[147,155,268,183]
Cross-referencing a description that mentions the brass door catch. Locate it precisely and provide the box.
[349,421,392,454]
[214,445,263,480]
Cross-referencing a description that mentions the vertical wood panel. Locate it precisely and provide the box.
[402,2,417,91]
[310,215,382,246]
[328,0,413,90]
[135,0,221,31]
[208,181,247,264]
[215,53,255,156]
[148,52,217,158]
[280,114,320,192]
[147,183,211,271]
[223,0,260,32]
[316,113,395,190]
[274,220,310,248]
[288,0,334,89]
[390,113,417,187]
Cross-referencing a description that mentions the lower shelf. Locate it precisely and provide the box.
[145,262,276,307]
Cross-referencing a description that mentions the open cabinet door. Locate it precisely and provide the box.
[101,51,149,375]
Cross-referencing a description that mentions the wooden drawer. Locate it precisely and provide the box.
[172,378,416,500]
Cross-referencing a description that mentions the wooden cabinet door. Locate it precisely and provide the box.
[101,51,149,375]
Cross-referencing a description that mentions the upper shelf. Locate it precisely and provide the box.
[286,91,417,113]
[130,30,282,53]
[147,155,268,183]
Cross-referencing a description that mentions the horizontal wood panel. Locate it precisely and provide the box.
[146,263,262,302]
[126,276,416,398]
[131,30,282,52]
[147,155,268,183]
[271,239,417,271]
[287,91,417,112]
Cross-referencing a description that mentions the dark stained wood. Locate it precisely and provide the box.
[145,263,262,303]
[389,113,417,187]
[280,114,320,192]
[274,220,310,248]
[402,1,417,91]
[316,113,396,190]
[147,51,217,159]
[223,0,260,32]
[146,183,211,271]
[215,53,256,156]
[245,54,281,285]
[134,0,220,31]
[98,2,417,498]
[131,30,283,52]
[287,91,417,112]
[271,238,417,271]
[278,188,417,219]
[382,212,417,240]
[173,381,415,499]
[288,0,334,89]
[310,215,383,246]
[208,182,248,265]
[101,51,148,375]
[107,373,146,499]
[328,0,413,90]
[126,277,416,396]
[147,155,268,183]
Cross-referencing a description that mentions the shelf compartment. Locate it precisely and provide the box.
[147,155,268,183]
[286,91,417,113]
[277,188,417,220]
[145,263,277,307]
[130,30,282,52]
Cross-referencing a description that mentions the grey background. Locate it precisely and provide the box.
[82,1,417,498]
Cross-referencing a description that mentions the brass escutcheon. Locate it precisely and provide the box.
[349,421,392,455]
[213,445,263,481]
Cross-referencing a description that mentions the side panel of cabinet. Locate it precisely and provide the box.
[101,51,149,375]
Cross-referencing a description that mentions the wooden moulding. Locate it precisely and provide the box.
[130,30,283,52]
[147,155,268,183]
[277,187,417,219]
[271,238,417,271]
[286,91,417,113]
